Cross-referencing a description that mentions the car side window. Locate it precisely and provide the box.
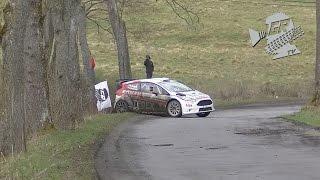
[141,83,152,93]
[157,85,169,95]
[141,83,163,94]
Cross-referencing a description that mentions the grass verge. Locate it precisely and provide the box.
[215,96,303,109]
[284,107,320,128]
[0,113,131,179]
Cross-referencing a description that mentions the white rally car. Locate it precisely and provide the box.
[115,78,215,117]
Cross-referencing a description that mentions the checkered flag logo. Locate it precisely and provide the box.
[95,89,109,102]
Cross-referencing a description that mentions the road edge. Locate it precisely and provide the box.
[94,115,156,180]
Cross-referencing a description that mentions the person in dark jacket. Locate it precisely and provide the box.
[144,55,154,79]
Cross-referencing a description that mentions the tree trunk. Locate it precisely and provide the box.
[104,0,132,80]
[49,0,83,129]
[2,1,27,154]
[24,0,49,135]
[78,6,96,113]
[42,4,54,127]
[313,0,320,106]
[0,65,9,155]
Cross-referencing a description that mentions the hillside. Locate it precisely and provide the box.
[0,0,316,104]
[86,0,316,104]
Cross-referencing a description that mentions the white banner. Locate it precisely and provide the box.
[95,81,112,112]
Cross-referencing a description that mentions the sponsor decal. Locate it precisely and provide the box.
[124,90,141,96]
[127,83,139,91]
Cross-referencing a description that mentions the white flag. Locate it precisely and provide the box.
[95,81,112,111]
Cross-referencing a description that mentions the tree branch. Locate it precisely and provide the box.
[86,16,113,35]
[164,0,200,27]
[86,7,108,16]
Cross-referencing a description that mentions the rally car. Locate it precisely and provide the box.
[114,78,215,117]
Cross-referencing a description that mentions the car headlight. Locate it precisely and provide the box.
[188,99,197,103]
[179,96,196,102]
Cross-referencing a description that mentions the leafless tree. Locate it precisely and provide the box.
[313,0,320,106]
[104,0,132,80]
[84,0,199,80]
[78,5,97,113]
[24,0,49,136]
[164,0,200,28]
[48,0,84,129]
[2,0,28,154]
[43,1,54,126]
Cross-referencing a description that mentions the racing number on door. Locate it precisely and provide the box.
[137,100,152,110]
[137,100,152,111]
[140,82,160,111]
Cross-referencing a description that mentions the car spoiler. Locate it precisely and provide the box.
[115,79,136,90]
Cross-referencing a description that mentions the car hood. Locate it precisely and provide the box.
[176,91,210,100]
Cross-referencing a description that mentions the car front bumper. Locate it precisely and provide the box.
[181,100,215,115]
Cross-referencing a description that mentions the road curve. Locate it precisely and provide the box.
[95,105,320,180]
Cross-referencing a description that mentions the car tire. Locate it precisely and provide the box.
[167,100,182,117]
[196,112,210,117]
[115,100,129,113]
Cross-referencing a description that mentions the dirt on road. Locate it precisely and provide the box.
[95,105,320,180]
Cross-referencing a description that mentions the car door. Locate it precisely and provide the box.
[140,83,154,112]
[140,83,169,113]
[124,82,142,111]
[152,85,170,113]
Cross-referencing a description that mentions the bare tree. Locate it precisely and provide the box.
[1,0,50,154]
[42,2,54,126]
[0,65,9,155]
[84,0,132,80]
[83,0,199,81]
[78,5,97,113]
[313,0,320,106]
[104,0,132,80]
[164,0,200,28]
[48,0,84,129]
[24,0,49,135]
[2,0,28,154]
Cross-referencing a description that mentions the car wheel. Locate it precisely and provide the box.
[196,112,210,117]
[167,100,182,117]
[115,100,129,113]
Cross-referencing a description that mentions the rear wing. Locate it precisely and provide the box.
[115,79,136,90]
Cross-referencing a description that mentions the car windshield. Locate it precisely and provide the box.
[159,80,193,92]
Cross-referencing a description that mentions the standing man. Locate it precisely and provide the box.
[144,55,154,79]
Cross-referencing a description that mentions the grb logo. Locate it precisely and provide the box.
[95,89,109,102]
[249,12,304,60]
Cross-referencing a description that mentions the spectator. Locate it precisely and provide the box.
[144,55,154,79]
[89,52,96,70]
[89,51,97,84]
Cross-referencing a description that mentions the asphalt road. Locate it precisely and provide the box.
[95,105,320,180]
